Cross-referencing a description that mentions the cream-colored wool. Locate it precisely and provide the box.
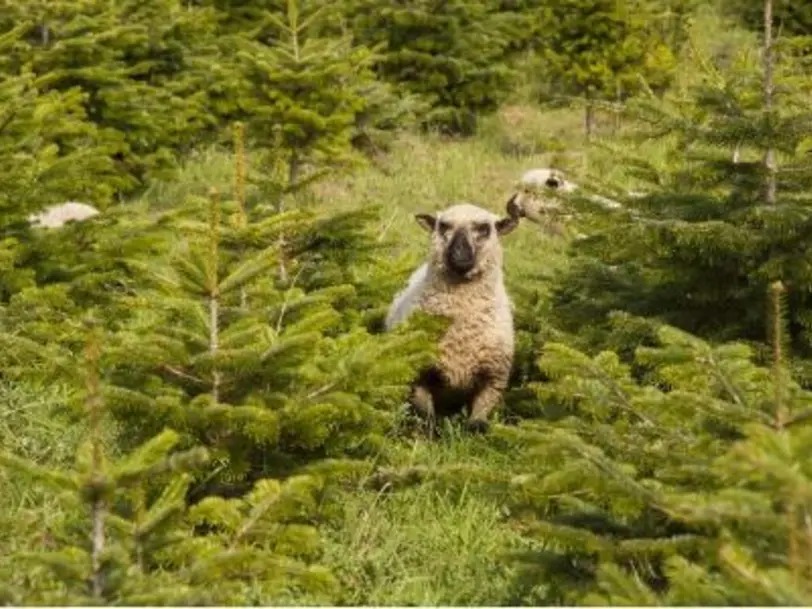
[507,167,634,239]
[385,201,521,433]
[505,168,577,234]
[509,167,631,220]
[28,202,100,228]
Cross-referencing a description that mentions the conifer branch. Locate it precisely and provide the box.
[305,383,338,401]
[767,279,802,581]
[133,486,146,572]
[781,408,812,429]
[162,364,206,386]
[706,353,746,408]
[275,264,307,333]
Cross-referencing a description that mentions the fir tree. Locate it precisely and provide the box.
[520,283,812,605]
[549,0,812,378]
[0,325,337,604]
[342,0,518,135]
[723,0,812,39]
[0,0,221,190]
[0,23,126,301]
[537,0,678,138]
[208,0,381,190]
[493,282,812,603]
[100,171,439,498]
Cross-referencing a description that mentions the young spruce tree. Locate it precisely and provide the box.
[0,0,221,189]
[486,277,812,603]
[0,324,337,604]
[550,0,812,380]
[342,0,518,135]
[209,0,378,190]
[104,143,439,499]
[535,0,677,138]
[500,1,812,601]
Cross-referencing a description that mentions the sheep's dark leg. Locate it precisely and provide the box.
[409,383,437,438]
[467,382,504,434]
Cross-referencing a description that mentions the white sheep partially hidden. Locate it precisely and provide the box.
[385,199,523,435]
[28,202,101,229]
[507,167,638,240]
[511,167,635,218]
[519,168,578,195]
[504,168,578,235]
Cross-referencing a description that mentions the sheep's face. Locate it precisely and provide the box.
[519,168,576,194]
[509,168,577,235]
[415,203,518,281]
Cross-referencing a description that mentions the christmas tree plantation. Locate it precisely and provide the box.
[3,0,812,603]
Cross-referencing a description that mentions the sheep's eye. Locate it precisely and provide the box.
[437,221,452,236]
[545,177,560,189]
[474,223,491,239]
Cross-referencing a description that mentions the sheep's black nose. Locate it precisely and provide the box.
[446,231,475,274]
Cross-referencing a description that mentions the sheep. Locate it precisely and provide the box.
[503,168,578,235]
[28,202,101,229]
[510,167,646,218]
[385,198,523,435]
[520,167,578,195]
[508,167,650,243]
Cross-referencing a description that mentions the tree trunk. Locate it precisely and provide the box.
[763,0,776,206]
[209,292,220,402]
[84,332,106,600]
[207,188,222,402]
[584,100,595,141]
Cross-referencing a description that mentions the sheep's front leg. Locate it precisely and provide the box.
[467,382,504,434]
[409,383,437,437]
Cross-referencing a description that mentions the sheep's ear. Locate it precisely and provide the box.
[495,216,519,236]
[415,213,436,233]
[506,193,525,220]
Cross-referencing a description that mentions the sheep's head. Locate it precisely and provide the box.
[520,168,576,193]
[415,202,518,281]
[508,168,577,235]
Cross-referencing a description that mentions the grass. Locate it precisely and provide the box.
[0,381,85,594]
[0,103,632,604]
[318,423,542,605]
[323,481,532,606]
[0,381,80,527]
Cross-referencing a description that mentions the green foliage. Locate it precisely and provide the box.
[0,24,125,299]
[204,0,423,165]
[723,0,812,38]
[214,0,379,189]
[0,0,221,190]
[550,14,812,373]
[536,0,678,103]
[6,0,812,603]
[499,320,812,604]
[93,178,439,495]
[0,329,337,605]
[342,0,520,135]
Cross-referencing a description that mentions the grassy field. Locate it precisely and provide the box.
[0,103,635,604]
